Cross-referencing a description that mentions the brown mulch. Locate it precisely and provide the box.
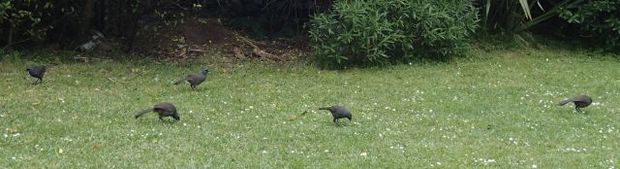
[131,17,310,62]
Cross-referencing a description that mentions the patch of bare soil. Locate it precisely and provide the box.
[132,17,310,62]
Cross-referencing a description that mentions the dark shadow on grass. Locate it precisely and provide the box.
[135,118,179,125]
[317,121,353,128]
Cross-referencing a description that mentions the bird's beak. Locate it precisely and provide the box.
[318,107,330,110]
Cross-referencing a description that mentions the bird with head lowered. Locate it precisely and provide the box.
[26,65,47,84]
[319,105,352,126]
[134,102,180,122]
[559,95,592,112]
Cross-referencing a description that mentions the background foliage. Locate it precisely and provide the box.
[0,0,328,50]
[558,0,620,51]
[0,0,619,67]
[309,0,479,68]
[477,0,619,50]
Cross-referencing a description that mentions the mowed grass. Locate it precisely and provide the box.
[1,48,619,168]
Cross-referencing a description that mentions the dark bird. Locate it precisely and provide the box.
[174,68,209,89]
[135,102,180,121]
[319,105,352,126]
[559,95,593,112]
[26,65,47,84]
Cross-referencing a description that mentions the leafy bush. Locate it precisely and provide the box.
[0,1,56,48]
[309,0,478,68]
[559,0,620,51]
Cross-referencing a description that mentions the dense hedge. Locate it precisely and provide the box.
[559,0,620,51]
[309,0,478,68]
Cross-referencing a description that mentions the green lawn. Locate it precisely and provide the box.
[1,48,619,168]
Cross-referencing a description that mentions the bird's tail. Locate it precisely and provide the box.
[558,99,572,106]
[173,78,185,85]
[318,107,330,110]
[134,108,152,119]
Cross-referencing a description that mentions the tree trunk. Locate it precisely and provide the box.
[80,0,95,36]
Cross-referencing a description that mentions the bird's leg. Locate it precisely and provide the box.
[575,107,581,113]
[159,116,164,121]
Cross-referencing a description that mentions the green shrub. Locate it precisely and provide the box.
[559,0,620,51]
[309,0,478,68]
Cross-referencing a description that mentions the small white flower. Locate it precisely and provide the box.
[360,152,368,156]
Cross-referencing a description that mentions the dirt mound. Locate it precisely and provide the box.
[180,19,233,46]
[132,17,309,62]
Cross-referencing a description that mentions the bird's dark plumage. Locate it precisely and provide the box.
[319,105,352,125]
[135,102,180,121]
[174,68,209,89]
[26,65,47,84]
[559,95,592,112]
